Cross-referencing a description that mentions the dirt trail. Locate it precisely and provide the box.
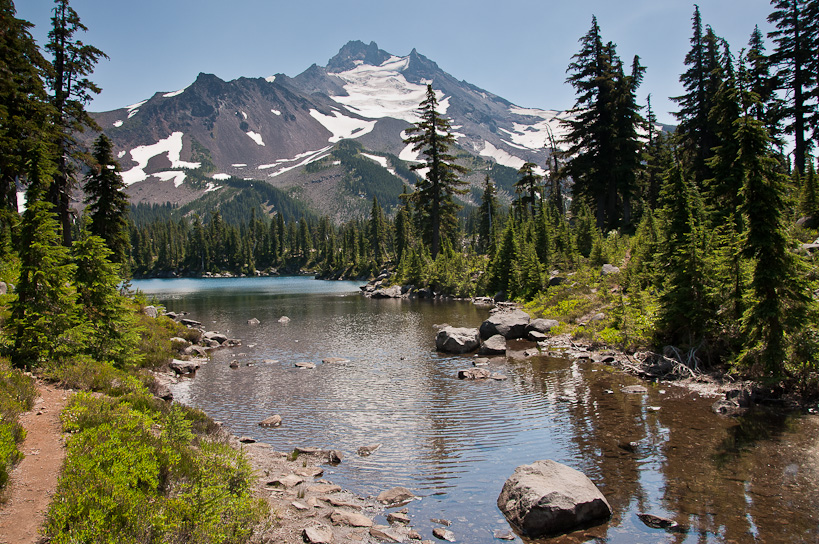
[0,382,69,544]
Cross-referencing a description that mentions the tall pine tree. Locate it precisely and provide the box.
[84,134,130,266]
[402,84,468,258]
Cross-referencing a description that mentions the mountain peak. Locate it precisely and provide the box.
[327,40,392,72]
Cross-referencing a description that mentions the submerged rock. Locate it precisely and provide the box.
[497,459,612,537]
[357,444,382,456]
[457,368,491,380]
[432,527,456,541]
[259,414,282,428]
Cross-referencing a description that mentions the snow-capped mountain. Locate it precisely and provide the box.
[91,40,571,217]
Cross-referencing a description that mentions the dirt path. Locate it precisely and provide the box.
[0,382,69,544]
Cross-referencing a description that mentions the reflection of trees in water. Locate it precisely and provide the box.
[656,395,818,542]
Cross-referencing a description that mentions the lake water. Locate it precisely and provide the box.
[133,276,819,543]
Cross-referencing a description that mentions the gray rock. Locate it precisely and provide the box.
[480,309,531,340]
[458,368,491,380]
[370,525,403,542]
[490,373,509,381]
[528,331,548,342]
[637,512,678,529]
[327,449,343,464]
[432,527,456,541]
[180,318,202,328]
[497,459,612,537]
[278,316,291,323]
[435,327,480,354]
[371,285,403,299]
[527,318,559,334]
[357,444,382,456]
[601,264,620,275]
[247,317,260,325]
[153,384,173,401]
[238,436,256,444]
[259,414,282,428]
[182,345,208,357]
[330,510,373,527]
[322,357,351,364]
[203,331,228,344]
[377,486,416,505]
[229,360,239,369]
[479,334,507,355]
[295,361,317,369]
[494,529,515,540]
[303,525,334,544]
[387,512,411,524]
[169,359,199,375]
[143,305,158,318]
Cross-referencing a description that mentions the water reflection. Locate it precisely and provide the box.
[133,277,819,543]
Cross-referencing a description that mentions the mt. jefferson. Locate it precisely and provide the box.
[90,40,571,220]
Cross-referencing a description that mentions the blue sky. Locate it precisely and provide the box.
[18,0,774,125]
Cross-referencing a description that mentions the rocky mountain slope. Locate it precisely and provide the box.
[90,40,573,220]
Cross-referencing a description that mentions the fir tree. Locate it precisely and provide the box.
[84,134,130,266]
[45,0,107,246]
[767,0,817,174]
[672,6,723,187]
[737,112,811,375]
[514,162,543,218]
[368,196,387,266]
[72,231,141,367]
[9,148,81,369]
[477,175,499,255]
[800,160,819,217]
[562,17,644,230]
[656,165,710,346]
[0,0,53,219]
[402,84,468,258]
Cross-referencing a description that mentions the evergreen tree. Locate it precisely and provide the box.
[402,84,468,258]
[84,134,130,265]
[45,0,107,246]
[737,112,811,375]
[767,0,817,174]
[514,162,543,218]
[562,17,644,230]
[368,196,387,266]
[72,231,141,367]
[0,0,53,221]
[477,175,499,255]
[672,6,723,187]
[800,160,819,216]
[9,148,81,369]
[747,25,785,145]
[656,165,710,346]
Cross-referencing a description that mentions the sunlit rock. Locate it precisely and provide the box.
[497,459,611,537]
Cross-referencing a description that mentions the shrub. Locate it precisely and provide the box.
[0,358,36,492]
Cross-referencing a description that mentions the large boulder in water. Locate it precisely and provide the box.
[497,460,611,537]
[480,309,531,340]
[435,327,480,354]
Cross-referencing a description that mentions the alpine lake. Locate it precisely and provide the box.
[133,276,819,543]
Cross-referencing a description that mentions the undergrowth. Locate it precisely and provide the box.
[0,358,36,495]
[45,384,268,543]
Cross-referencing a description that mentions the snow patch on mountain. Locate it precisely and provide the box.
[121,132,200,185]
[506,106,571,151]
[212,173,231,180]
[271,109,281,115]
[267,146,332,178]
[231,163,247,167]
[309,109,376,142]
[265,75,276,83]
[163,85,189,98]
[246,131,265,146]
[113,120,123,127]
[153,170,187,188]
[117,151,126,159]
[331,55,447,123]
[361,152,397,176]
[126,100,147,119]
[481,141,532,173]
[205,182,222,192]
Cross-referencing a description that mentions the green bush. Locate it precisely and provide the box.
[47,393,267,544]
[0,358,36,491]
